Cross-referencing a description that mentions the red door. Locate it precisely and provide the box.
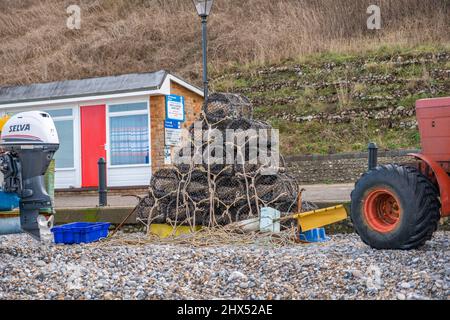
[81,105,106,187]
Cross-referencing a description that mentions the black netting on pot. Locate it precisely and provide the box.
[254,175,283,202]
[135,195,156,222]
[192,202,210,226]
[165,197,196,225]
[229,125,278,175]
[151,197,173,223]
[185,169,209,202]
[226,118,254,133]
[150,168,181,198]
[255,173,298,204]
[215,174,245,206]
[204,93,253,123]
[188,119,210,142]
[272,200,297,214]
[226,119,271,142]
[281,172,299,200]
[174,142,196,175]
[232,200,259,221]
[213,203,236,226]
[233,141,261,175]
[201,141,228,175]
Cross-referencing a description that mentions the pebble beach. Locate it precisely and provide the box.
[0,232,449,300]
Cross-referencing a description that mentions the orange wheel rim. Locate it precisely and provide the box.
[364,188,401,233]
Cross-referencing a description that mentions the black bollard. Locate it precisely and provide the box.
[368,142,378,171]
[98,158,107,207]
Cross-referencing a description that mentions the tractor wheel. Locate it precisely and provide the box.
[350,164,440,250]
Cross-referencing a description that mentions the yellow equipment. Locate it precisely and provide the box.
[293,205,347,232]
[0,115,10,132]
[149,224,202,238]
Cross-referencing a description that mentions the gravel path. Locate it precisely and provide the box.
[0,232,449,300]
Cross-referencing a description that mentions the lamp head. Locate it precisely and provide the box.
[192,0,214,17]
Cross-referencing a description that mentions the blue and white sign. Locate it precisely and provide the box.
[164,119,182,129]
[165,119,182,146]
[166,95,185,122]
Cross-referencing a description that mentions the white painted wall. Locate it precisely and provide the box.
[107,165,152,187]
[55,169,78,189]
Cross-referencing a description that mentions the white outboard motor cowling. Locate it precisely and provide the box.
[0,111,59,240]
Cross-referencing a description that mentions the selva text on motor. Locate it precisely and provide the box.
[8,124,31,133]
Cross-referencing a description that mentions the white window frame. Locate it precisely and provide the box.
[44,107,77,171]
[106,100,151,169]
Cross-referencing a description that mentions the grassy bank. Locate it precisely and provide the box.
[212,45,450,155]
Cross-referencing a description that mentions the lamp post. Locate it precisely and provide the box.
[192,0,214,103]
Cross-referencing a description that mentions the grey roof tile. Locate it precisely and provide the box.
[0,70,168,105]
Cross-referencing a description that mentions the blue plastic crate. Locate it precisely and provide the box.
[51,222,111,244]
[0,190,20,211]
[299,228,330,243]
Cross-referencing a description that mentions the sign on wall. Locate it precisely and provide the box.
[166,95,185,122]
[164,119,182,146]
[164,146,172,165]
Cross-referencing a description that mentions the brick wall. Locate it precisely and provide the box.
[149,81,203,173]
[150,95,166,172]
[285,149,420,185]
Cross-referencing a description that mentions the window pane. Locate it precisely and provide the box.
[45,109,73,118]
[54,120,74,168]
[110,114,149,165]
[109,102,147,113]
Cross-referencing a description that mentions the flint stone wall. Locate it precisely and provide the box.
[285,149,420,185]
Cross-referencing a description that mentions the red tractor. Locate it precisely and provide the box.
[351,97,450,249]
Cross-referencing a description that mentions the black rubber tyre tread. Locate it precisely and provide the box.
[350,164,440,250]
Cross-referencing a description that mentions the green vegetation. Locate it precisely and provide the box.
[212,46,449,155]
[271,118,421,155]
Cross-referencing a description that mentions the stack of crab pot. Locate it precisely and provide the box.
[136,93,307,227]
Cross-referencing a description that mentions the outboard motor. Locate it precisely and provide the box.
[0,111,59,240]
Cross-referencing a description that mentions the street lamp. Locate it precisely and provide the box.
[192,0,214,103]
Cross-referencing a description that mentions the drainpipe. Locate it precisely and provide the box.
[201,14,209,104]
[0,216,22,236]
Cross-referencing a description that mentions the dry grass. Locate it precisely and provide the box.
[0,0,448,86]
[104,226,301,248]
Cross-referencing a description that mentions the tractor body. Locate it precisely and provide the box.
[351,97,450,250]
[410,97,450,217]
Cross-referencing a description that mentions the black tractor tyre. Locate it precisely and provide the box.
[350,164,440,250]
